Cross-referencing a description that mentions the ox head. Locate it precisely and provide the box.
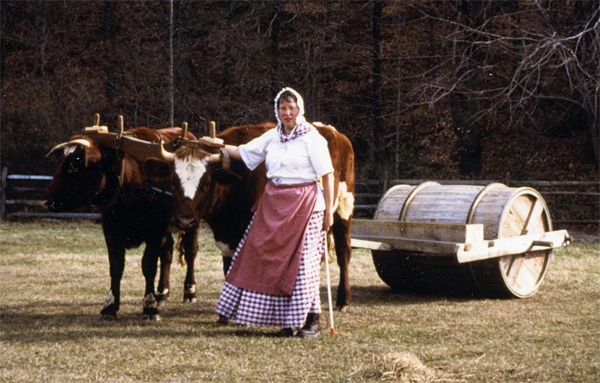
[43,136,110,211]
[148,141,240,231]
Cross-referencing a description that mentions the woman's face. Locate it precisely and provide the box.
[278,98,300,132]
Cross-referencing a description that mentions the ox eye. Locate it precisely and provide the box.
[67,156,84,173]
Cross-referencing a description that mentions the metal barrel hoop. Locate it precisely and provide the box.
[398,181,440,221]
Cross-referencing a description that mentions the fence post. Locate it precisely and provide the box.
[1,167,7,221]
[383,170,388,193]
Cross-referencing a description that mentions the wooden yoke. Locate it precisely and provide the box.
[117,115,124,140]
[84,113,109,134]
[116,115,126,185]
[79,115,230,169]
[209,121,216,138]
[182,122,188,139]
[198,121,225,148]
[83,113,174,162]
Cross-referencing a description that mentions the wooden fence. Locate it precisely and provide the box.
[1,167,598,227]
[0,168,100,220]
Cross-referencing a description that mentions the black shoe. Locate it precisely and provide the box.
[276,327,295,337]
[297,313,321,338]
[216,315,229,325]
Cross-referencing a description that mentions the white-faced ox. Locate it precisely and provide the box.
[157,122,356,310]
[43,127,199,320]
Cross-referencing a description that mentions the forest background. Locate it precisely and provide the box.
[1,0,598,182]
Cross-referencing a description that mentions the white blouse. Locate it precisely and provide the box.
[239,127,334,211]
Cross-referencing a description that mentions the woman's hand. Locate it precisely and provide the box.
[323,209,334,232]
[321,172,334,231]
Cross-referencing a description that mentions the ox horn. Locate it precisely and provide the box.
[46,139,91,157]
[159,138,175,162]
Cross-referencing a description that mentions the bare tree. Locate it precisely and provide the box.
[1,0,596,179]
[405,1,600,169]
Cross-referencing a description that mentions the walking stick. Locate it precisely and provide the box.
[325,235,336,336]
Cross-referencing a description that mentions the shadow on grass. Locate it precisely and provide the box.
[2,283,496,343]
[325,283,488,308]
[1,297,294,342]
[1,308,302,342]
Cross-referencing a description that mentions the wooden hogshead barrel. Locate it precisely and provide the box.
[370,182,556,298]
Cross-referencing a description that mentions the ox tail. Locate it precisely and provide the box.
[176,235,186,266]
[326,232,335,264]
[326,181,355,264]
[335,181,354,221]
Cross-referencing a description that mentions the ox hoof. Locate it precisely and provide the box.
[156,297,168,308]
[183,284,197,304]
[142,314,161,321]
[217,315,229,325]
[155,289,169,307]
[337,305,350,313]
[156,295,168,307]
[142,293,159,321]
[98,314,117,321]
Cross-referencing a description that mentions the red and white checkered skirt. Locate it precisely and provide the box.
[216,211,325,328]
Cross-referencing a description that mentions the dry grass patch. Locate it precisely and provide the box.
[352,351,435,382]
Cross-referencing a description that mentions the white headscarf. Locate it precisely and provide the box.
[274,87,307,128]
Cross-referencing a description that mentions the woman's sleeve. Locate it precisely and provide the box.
[308,133,334,177]
[239,131,270,171]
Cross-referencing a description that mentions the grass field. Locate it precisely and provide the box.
[1,220,598,382]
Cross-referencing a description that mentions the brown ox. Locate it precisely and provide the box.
[43,127,198,320]
[161,122,355,310]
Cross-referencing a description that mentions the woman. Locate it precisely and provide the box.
[216,87,334,338]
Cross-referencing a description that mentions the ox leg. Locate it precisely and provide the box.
[181,228,199,303]
[156,234,174,307]
[222,256,233,275]
[100,245,125,320]
[215,241,235,275]
[141,242,161,321]
[332,215,352,311]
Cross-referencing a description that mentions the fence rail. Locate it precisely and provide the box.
[1,167,598,226]
[1,168,100,220]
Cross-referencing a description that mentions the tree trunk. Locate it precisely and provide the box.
[270,1,281,96]
[174,0,197,124]
[370,0,384,177]
[573,0,600,166]
[395,11,403,179]
[451,0,484,177]
[102,0,117,119]
[35,0,46,76]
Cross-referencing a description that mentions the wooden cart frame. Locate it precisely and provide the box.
[350,182,572,298]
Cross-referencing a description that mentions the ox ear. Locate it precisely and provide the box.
[145,158,173,186]
[84,145,102,167]
[211,168,242,185]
